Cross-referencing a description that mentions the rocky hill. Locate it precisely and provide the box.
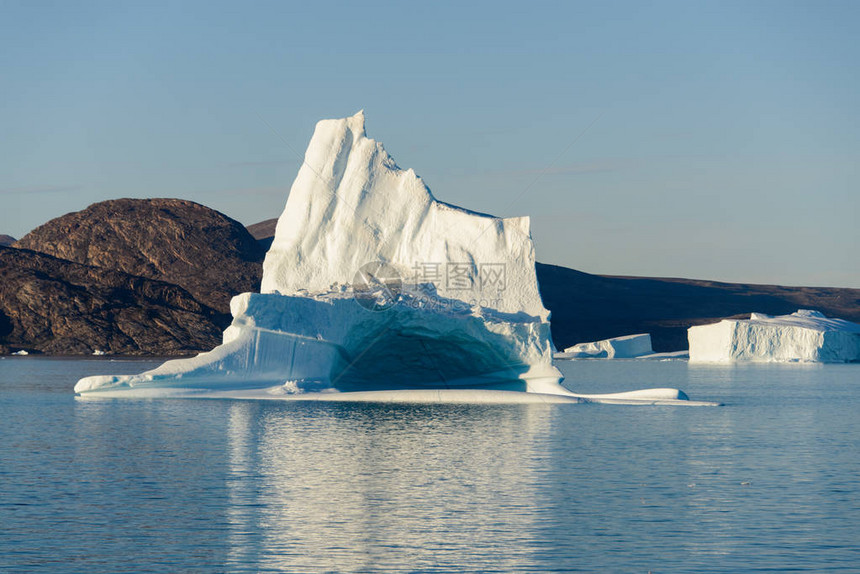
[14,198,264,312]
[246,218,277,238]
[0,234,15,247]
[0,246,224,355]
[246,218,277,251]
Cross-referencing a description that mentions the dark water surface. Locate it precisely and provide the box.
[1,357,859,572]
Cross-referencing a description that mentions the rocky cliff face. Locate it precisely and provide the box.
[14,198,264,312]
[0,246,224,355]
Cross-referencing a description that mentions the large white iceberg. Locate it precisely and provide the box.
[75,112,711,405]
[555,333,653,359]
[688,310,860,363]
[262,112,545,319]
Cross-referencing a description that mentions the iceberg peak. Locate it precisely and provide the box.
[348,109,366,131]
[263,112,547,320]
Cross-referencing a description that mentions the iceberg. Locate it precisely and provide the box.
[555,333,653,359]
[75,112,712,405]
[688,310,860,363]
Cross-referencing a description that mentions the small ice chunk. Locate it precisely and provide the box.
[555,334,653,359]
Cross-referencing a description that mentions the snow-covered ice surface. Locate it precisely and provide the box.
[555,333,653,359]
[689,310,860,363]
[75,112,712,405]
[261,111,546,319]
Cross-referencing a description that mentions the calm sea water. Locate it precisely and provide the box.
[1,357,859,573]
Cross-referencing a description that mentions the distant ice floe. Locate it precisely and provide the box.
[555,333,654,360]
[75,112,714,406]
[688,310,860,363]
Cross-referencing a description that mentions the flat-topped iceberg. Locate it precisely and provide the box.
[555,333,653,359]
[76,112,711,405]
[688,310,860,363]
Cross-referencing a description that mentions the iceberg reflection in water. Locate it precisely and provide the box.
[223,401,554,572]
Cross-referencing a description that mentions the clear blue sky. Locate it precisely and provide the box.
[2,0,858,287]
